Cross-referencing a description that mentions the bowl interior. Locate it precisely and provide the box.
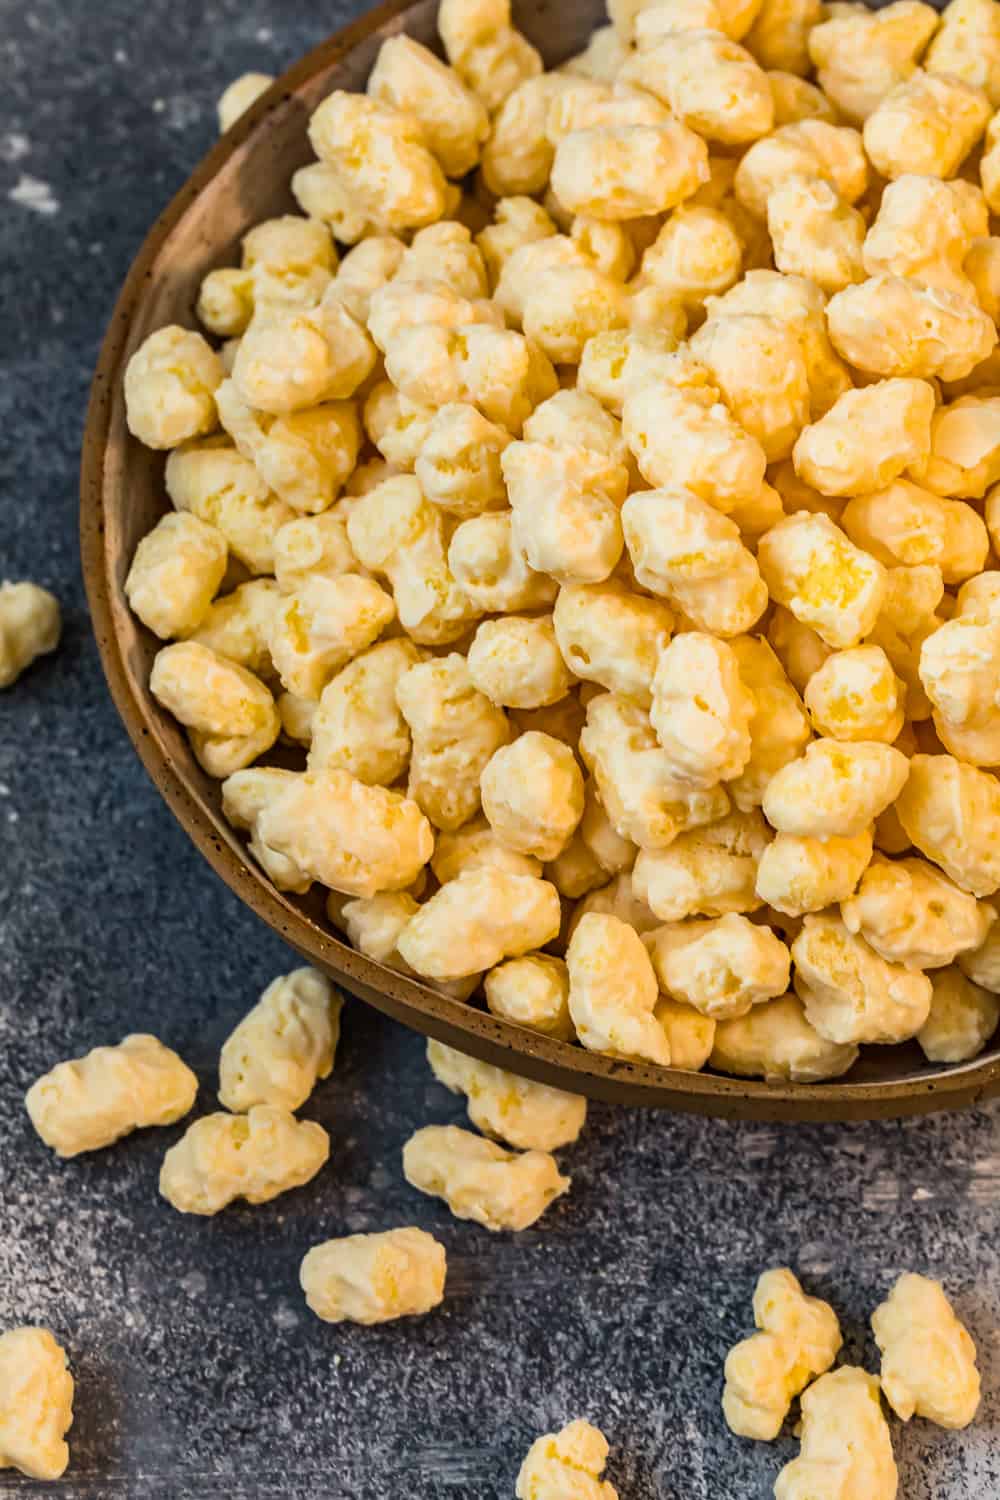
[81,0,1000,1121]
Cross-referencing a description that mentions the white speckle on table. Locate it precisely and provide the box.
[967,1155,1000,1203]
[4,4,1000,1492]
[114,47,127,62]
[0,131,30,162]
[678,1414,708,1498]
[158,95,202,130]
[8,173,59,215]
[862,1173,900,1212]
[743,1128,778,1163]
[272,1301,299,1332]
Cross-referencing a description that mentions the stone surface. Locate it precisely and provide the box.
[0,1,998,1496]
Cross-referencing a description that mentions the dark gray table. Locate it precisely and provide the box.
[1,3,998,1495]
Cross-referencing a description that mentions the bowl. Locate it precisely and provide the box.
[80,0,1000,1121]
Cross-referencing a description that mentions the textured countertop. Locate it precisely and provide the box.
[1,2,998,1495]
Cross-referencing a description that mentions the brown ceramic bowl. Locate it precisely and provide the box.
[80,0,1000,1120]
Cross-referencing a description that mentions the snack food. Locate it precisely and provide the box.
[26,1035,197,1157]
[871,1272,981,1428]
[723,1267,842,1439]
[0,1328,74,1480]
[217,72,273,133]
[515,1419,618,1500]
[566,912,672,1064]
[122,0,1000,1096]
[159,1106,330,1214]
[300,1227,446,1325]
[0,581,61,688]
[773,1366,897,1500]
[918,967,1000,1062]
[402,1123,569,1230]
[426,1039,587,1150]
[218,968,343,1113]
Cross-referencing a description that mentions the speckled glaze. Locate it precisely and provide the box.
[4,2,1000,1496]
[76,0,1000,1121]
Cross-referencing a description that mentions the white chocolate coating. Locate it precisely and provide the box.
[125,325,223,449]
[581,692,731,851]
[896,752,1000,895]
[160,1106,330,1215]
[402,1123,568,1231]
[863,69,990,181]
[711,994,859,1082]
[841,854,994,970]
[0,581,61,689]
[918,966,1000,1064]
[309,637,423,786]
[219,968,342,1113]
[481,731,585,862]
[256,768,433,898]
[468,614,572,710]
[268,573,395,699]
[149,642,280,778]
[622,489,767,638]
[218,72,274,133]
[566,912,672,1065]
[125,512,228,641]
[427,1039,586,1150]
[791,912,932,1044]
[650,632,755,789]
[516,1419,618,1500]
[307,91,447,234]
[647,913,790,1019]
[872,1272,980,1430]
[633,809,771,921]
[397,868,561,980]
[808,2,938,123]
[762,738,909,839]
[367,35,489,178]
[26,1035,197,1158]
[485,954,574,1038]
[300,1227,446,1325]
[826,276,995,382]
[396,653,511,831]
[755,829,874,917]
[0,1328,74,1481]
[773,1367,897,1500]
[723,1267,842,1439]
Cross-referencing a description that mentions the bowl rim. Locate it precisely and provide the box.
[79,0,1000,1122]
